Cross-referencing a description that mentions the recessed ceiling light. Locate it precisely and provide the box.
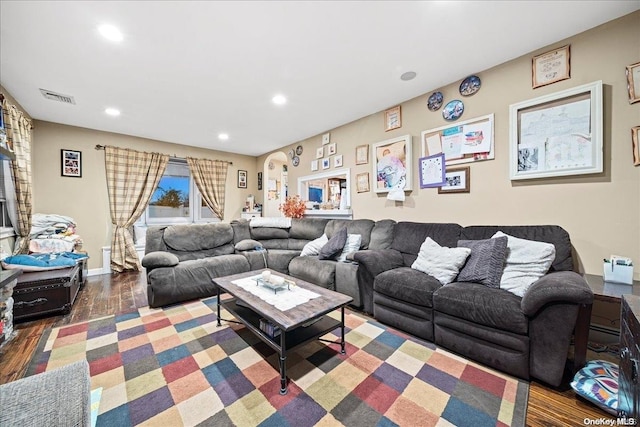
[272,94,287,105]
[400,71,417,81]
[105,108,120,116]
[98,24,123,42]
[218,133,229,141]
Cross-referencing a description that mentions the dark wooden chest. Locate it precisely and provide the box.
[13,264,80,322]
[620,294,640,419]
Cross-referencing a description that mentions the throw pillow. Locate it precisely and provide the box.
[410,237,471,285]
[457,236,508,288]
[570,360,619,416]
[318,227,348,260]
[300,234,329,257]
[492,231,556,297]
[141,251,180,269]
[234,239,263,252]
[337,234,362,262]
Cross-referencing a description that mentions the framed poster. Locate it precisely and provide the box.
[438,167,470,194]
[237,170,247,188]
[61,149,82,177]
[421,114,495,166]
[372,134,412,193]
[384,106,401,131]
[418,153,446,188]
[532,45,570,88]
[509,80,603,180]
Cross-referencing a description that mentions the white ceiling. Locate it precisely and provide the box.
[1,1,638,157]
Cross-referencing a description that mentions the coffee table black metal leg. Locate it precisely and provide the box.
[340,306,346,354]
[216,285,221,327]
[279,332,287,395]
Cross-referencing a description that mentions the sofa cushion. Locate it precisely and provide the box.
[433,282,529,334]
[456,236,508,288]
[163,223,234,252]
[235,239,263,251]
[391,222,463,266]
[494,231,556,297]
[301,234,329,256]
[319,227,347,260]
[290,218,329,240]
[374,267,442,308]
[337,234,362,261]
[265,249,301,274]
[411,237,471,285]
[369,219,396,249]
[325,219,375,249]
[141,251,180,269]
[461,225,572,272]
[288,256,336,289]
[250,227,290,240]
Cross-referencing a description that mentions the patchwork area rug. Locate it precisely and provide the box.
[28,298,528,426]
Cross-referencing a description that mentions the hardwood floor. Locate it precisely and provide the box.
[0,271,615,426]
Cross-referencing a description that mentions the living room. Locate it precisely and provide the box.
[0,2,639,426]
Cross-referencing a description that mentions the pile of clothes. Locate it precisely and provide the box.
[28,213,84,254]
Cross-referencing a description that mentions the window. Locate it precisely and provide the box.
[143,158,218,225]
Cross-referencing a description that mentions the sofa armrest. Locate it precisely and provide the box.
[353,249,404,277]
[141,251,180,270]
[521,271,594,316]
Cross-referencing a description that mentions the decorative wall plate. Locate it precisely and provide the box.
[292,156,300,167]
[459,75,481,96]
[427,91,444,111]
[296,145,303,155]
[442,100,464,121]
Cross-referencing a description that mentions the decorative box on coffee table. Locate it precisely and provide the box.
[13,264,81,322]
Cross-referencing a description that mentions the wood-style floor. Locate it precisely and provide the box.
[0,272,615,426]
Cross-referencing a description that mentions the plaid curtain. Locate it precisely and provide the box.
[2,100,33,254]
[105,146,168,272]
[186,157,229,220]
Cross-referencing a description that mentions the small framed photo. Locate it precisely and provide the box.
[632,126,640,166]
[327,142,337,156]
[238,170,247,188]
[532,45,570,88]
[438,167,470,194]
[356,144,369,165]
[626,62,640,104]
[322,132,331,145]
[384,106,401,131]
[316,146,324,159]
[61,149,82,177]
[334,154,343,168]
[356,172,370,193]
[257,172,263,190]
[322,158,330,169]
[311,159,319,171]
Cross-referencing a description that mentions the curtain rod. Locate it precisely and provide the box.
[94,144,233,165]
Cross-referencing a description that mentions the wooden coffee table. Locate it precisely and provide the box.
[213,269,353,394]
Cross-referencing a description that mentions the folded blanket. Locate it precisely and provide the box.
[1,252,88,272]
[249,217,292,228]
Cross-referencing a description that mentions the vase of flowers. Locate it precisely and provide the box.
[279,195,307,218]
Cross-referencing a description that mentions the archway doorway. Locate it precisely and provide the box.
[263,152,288,217]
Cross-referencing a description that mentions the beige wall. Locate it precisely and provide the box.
[31,121,259,270]
[262,11,640,280]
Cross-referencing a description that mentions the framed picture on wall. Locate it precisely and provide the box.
[626,62,640,104]
[356,172,370,193]
[61,149,82,178]
[355,144,369,165]
[372,134,412,193]
[257,172,263,190]
[438,167,470,194]
[509,80,603,180]
[384,106,401,131]
[632,126,640,166]
[238,170,247,188]
[532,45,570,88]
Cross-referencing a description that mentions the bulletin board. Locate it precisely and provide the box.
[421,113,495,166]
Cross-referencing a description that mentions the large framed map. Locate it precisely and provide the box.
[509,80,603,180]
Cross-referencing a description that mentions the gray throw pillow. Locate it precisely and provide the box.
[456,236,508,288]
[318,227,348,260]
[235,239,263,251]
[141,251,180,269]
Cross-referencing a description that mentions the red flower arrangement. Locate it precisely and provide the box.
[279,195,307,218]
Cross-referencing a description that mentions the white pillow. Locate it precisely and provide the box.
[300,234,329,256]
[337,234,362,262]
[411,237,471,285]
[492,231,556,297]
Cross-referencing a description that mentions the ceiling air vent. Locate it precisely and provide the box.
[39,89,76,105]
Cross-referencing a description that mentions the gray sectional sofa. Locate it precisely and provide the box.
[141,218,593,387]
